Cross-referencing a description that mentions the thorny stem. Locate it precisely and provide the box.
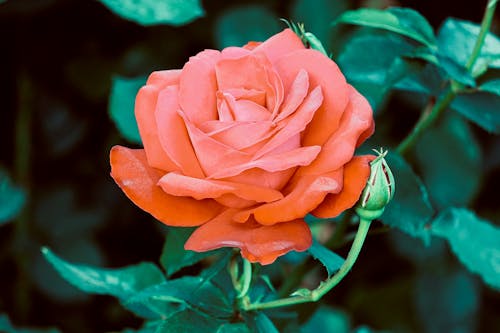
[396,0,497,155]
[242,219,372,311]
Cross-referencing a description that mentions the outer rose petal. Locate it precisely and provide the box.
[274,49,349,147]
[313,155,374,218]
[135,85,178,172]
[252,28,305,63]
[146,70,181,89]
[234,169,343,225]
[296,85,374,177]
[110,146,221,226]
[184,210,312,265]
[158,172,284,202]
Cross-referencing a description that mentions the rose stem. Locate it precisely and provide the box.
[396,0,497,155]
[242,218,372,311]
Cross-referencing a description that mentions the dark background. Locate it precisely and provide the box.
[0,0,498,332]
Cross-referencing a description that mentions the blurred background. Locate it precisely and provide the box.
[0,0,499,332]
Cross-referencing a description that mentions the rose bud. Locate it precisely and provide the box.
[355,149,395,221]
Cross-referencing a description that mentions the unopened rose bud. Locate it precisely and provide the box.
[355,149,395,221]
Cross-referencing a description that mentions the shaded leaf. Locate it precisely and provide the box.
[307,240,344,276]
[335,7,436,48]
[415,114,482,209]
[154,310,221,333]
[160,228,216,277]
[42,247,165,299]
[124,276,233,319]
[414,269,480,333]
[244,312,279,333]
[437,55,476,87]
[437,18,500,76]
[380,152,434,240]
[479,78,500,95]
[430,208,500,289]
[451,90,500,133]
[216,323,251,333]
[214,5,280,49]
[301,306,350,333]
[109,75,145,144]
[0,170,26,225]
[99,0,204,26]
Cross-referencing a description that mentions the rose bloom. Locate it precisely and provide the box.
[110,29,374,265]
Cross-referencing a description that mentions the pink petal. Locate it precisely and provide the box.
[185,209,312,265]
[155,86,205,178]
[178,50,220,125]
[209,145,321,180]
[274,69,309,122]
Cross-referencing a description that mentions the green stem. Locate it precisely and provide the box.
[396,0,497,155]
[242,219,372,311]
[237,259,252,299]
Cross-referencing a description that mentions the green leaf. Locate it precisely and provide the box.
[430,208,500,289]
[0,313,60,333]
[451,90,500,133]
[125,276,233,318]
[0,170,26,225]
[109,75,145,144]
[335,7,436,48]
[415,114,482,209]
[42,247,165,299]
[437,18,500,76]
[380,152,434,240]
[154,310,221,333]
[479,78,500,95]
[244,312,279,333]
[307,240,345,276]
[337,34,414,109]
[301,306,350,333]
[214,5,280,49]
[160,228,216,277]
[99,0,204,26]
[437,55,476,87]
[216,323,251,333]
[414,269,480,333]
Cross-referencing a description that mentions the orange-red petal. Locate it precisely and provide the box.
[252,28,305,64]
[158,172,283,202]
[274,49,349,147]
[296,84,374,177]
[184,210,312,265]
[135,85,178,172]
[110,146,221,226]
[312,155,374,218]
[233,169,343,225]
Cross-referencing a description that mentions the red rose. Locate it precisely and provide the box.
[110,29,374,264]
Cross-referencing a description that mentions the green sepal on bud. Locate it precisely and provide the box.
[355,149,395,221]
[281,19,330,57]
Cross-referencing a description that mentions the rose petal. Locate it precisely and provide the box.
[254,86,323,159]
[178,110,251,177]
[252,28,305,64]
[184,209,312,265]
[179,50,220,125]
[208,121,274,150]
[296,85,374,177]
[155,86,205,178]
[274,69,309,123]
[135,85,178,172]
[110,146,221,226]
[233,169,343,225]
[158,172,283,202]
[146,70,181,89]
[312,155,374,218]
[274,49,349,147]
[209,145,321,180]
[221,46,251,59]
